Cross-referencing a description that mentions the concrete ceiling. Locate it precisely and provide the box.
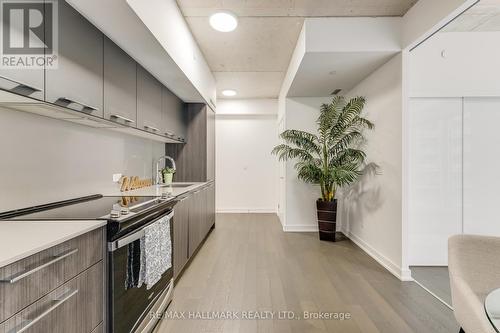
[443,0,500,32]
[176,0,418,99]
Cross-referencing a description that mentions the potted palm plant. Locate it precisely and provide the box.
[272,96,374,242]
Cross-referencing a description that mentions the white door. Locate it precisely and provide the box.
[408,97,463,265]
[463,97,500,236]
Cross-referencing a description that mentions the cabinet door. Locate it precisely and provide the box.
[0,262,103,333]
[0,3,45,100]
[45,0,103,116]
[188,190,202,257]
[0,228,102,323]
[207,183,216,231]
[200,187,208,238]
[173,197,189,278]
[206,107,216,181]
[137,66,163,134]
[103,37,137,126]
[162,86,186,141]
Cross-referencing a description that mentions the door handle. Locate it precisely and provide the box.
[0,248,78,284]
[12,289,79,333]
[57,97,99,111]
[110,114,135,124]
[144,125,160,132]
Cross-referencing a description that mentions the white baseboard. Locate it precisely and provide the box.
[283,225,318,232]
[341,228,413,282]
[216,208,277,213]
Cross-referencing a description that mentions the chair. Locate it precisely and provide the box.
[449,235,500,333]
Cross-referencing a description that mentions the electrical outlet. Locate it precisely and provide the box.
[112,173,123,182]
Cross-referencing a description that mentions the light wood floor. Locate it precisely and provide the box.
[156,214,459,333]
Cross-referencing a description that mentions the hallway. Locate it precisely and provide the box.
[156,214,458,333]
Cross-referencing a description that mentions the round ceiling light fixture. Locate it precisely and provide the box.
[209,11,238,32]
[221,89,237,97]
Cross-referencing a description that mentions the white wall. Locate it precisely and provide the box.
[215,99,278,213]
[339,54,410,280]
[0,108,164,212]
[410,32,500,97]
[283,97,332,231]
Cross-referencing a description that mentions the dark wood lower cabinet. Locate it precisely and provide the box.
[0,229,102,323]
[0,228,105,333]
[174,183,216,279]
[173,197,189,279]
[207,183,216,232]
[188,189,203,258]
[0,262,103,333]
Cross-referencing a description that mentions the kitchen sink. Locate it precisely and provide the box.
[160,183,195,188]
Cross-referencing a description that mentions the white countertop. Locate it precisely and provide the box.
[0,220,106,268]
[0,182,211,268]
[101,181,211,198]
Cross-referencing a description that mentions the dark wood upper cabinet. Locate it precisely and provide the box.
[206,107,216,181]
[162,86,186,141]
[45,0,103,116]
[103,37,137,126]
[137,65,163,134]
[165,104,216,182]
[0,70,44,101]
[0,3,45,100]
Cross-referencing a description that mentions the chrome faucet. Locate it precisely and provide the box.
[155,155,176,185]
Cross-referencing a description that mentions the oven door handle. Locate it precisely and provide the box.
[108,211,174,252]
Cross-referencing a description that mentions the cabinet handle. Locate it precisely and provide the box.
[144,125,160,132]
[57,97,99,111]
[0,75,42,92]
[13,289,79,333]
[110,114,135,123]
[0,248,78,284]
[108,211,174,251]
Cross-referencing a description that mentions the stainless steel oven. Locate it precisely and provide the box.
[107,207,174,333]
[0,194,176,333]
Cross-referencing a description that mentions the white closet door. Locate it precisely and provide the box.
[463,98,500,236]
[408,98,463,265]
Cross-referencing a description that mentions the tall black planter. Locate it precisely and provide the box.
[316,199,337,242]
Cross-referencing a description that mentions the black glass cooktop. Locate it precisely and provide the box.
[0,194,161,221]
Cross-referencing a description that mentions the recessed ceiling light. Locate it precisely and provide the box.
[209,12,238,32]
[221,89,237,97]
